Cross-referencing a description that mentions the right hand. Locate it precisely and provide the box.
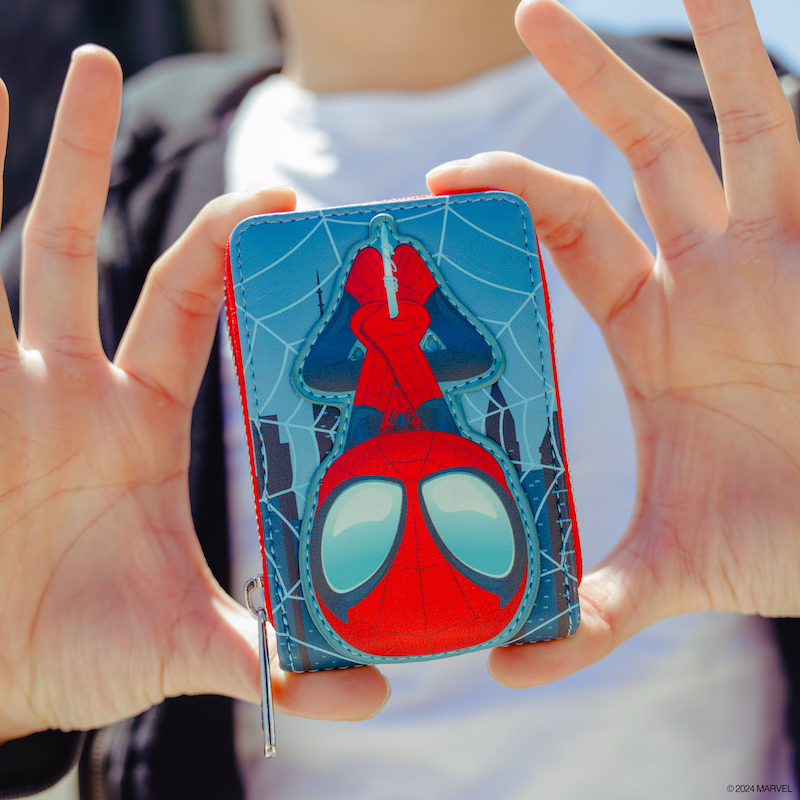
[428,0,800,689]
[0,45,389,745]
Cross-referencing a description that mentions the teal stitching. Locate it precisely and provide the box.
[238,193,556,662]
[564,529,580,636]
[293,197,539,662]
[240,196,513,227]
[518,206,572,641]
[293,221,502,405]
[235,233,297,673]
[290,202,514,659]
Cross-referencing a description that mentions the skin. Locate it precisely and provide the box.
[429,0,800,687]
[275,0,528,91]
[1,0,799,745]
[0,49,390,747]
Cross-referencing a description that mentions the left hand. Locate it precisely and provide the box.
[0,47,390,745]
[427,0,800,687]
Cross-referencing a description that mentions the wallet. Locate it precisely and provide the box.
[224,191,581,753]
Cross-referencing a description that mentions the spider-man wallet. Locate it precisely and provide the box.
[224,191,581,755]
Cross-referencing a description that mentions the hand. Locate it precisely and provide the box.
[427,0,800,687]
[0,46,389,744]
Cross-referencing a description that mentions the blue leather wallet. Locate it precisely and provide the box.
[225,191,581,754]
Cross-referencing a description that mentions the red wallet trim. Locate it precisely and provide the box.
[224,241,276,626]
[534,233,583,585]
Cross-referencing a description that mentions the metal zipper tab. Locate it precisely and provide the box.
[245,575,277,758]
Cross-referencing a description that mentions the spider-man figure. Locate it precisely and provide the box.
[294,214,535,658]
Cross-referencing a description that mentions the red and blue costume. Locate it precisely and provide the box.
[298,219,531,658]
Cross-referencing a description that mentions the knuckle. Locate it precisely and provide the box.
[199,193,229,220]
[195,195,239,254]
[507,154,536,196]
[152,271,217,321]
[46,334,102,362]
[621,108,695,173]
[499,151,533,170]
[658,228,708,262]
[24,222,97,262]
[475,150,531,183]
[690,12,744,41]
[717,100,794,146]
[542,177,601,252]
[727,213,782,244]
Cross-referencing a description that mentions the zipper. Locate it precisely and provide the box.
[244,575,277,758]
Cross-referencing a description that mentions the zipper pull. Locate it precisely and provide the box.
[245,575,277,758]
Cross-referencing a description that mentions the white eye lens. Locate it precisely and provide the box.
[421,472,515,578]
[321,481,404,593]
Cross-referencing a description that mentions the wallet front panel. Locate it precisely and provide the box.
[225,191,580,672]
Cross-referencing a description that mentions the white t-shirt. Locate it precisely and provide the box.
[221,55,794,799]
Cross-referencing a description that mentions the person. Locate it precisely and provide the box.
[0,0,798,796]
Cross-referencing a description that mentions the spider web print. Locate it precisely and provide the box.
[230,193,580,672]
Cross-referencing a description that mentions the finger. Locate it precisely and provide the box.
[487,559,661,688]
[175,590,391,721]
[0,77,7,226]
[0,78,15,349]
[114,187,296,410]
[515,0,729,255]
[20,46,122,352]
[275,663,391,721]
[682,0,800,223]
[426,152,653,326]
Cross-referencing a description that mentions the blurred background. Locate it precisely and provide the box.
[1,0,799,226]
[0,0,280,225]
[568,0,800,70]
[1,0,797,796]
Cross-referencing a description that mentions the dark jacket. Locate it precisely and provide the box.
[1,38,799,799]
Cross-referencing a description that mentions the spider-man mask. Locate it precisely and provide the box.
[298,216,536,658]
[308,429,530,658]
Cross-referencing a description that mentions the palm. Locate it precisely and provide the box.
[0,47,388,743]
[614,237,800,617]
[2,353,195,729]
[428,0,800,685]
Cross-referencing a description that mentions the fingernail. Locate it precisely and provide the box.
[379,677,392,711]
[71,43,101,61]
[426,158,472,178]
[365,673,392,719]
[487,654,512,688]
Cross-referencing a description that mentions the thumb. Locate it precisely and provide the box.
[426,152,653,328]
[487,553,664,688]
[168,584,391,720]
